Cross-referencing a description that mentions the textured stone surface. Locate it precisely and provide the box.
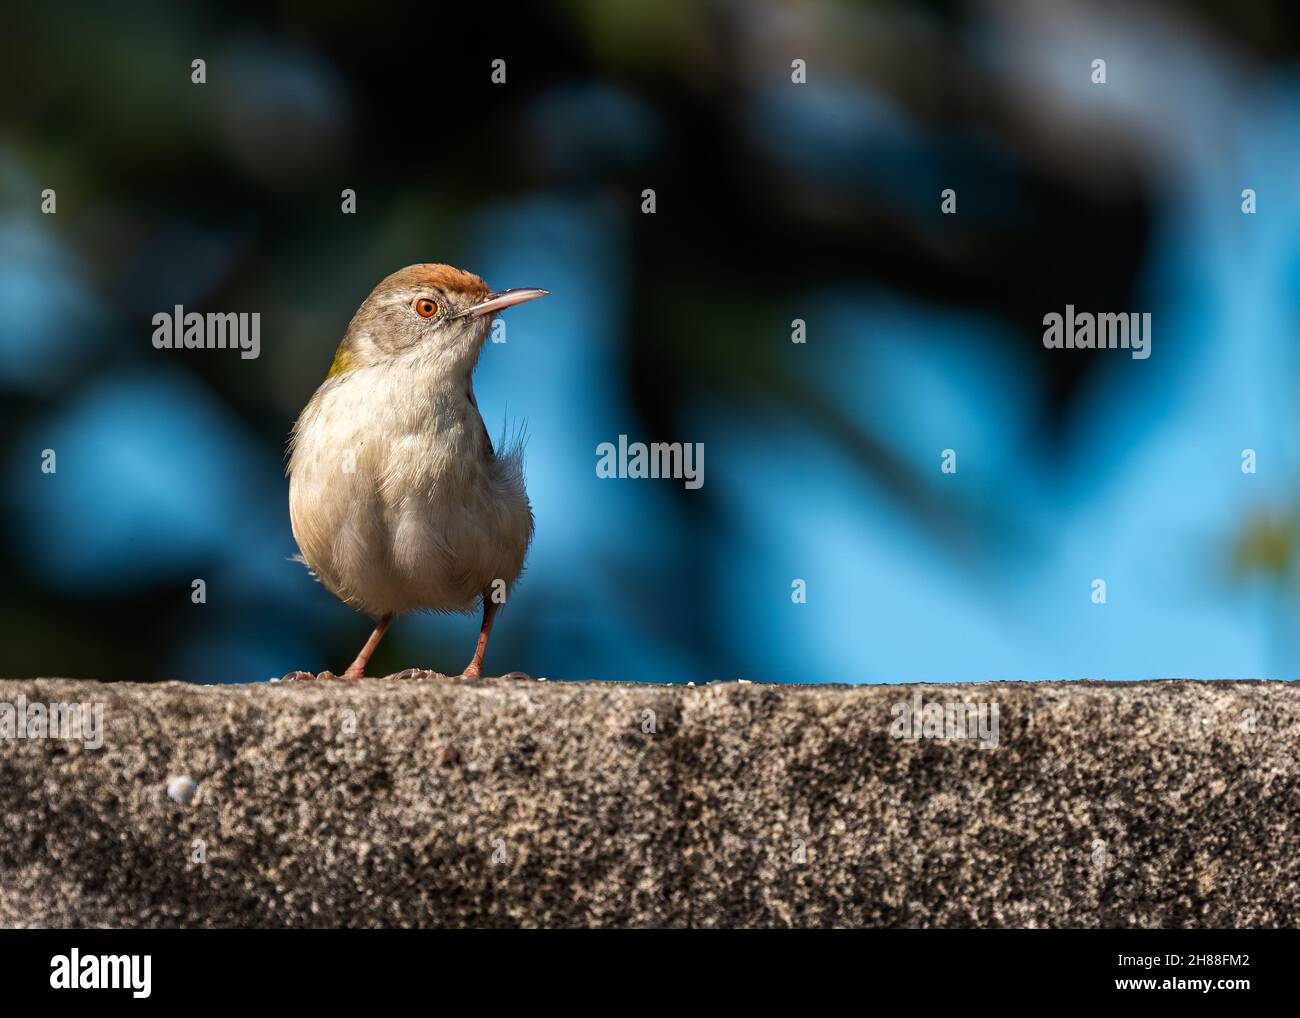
[0,677,1296,928]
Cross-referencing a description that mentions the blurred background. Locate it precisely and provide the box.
[4,0,1300,684]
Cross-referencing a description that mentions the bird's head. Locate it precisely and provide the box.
[327,263,547,378]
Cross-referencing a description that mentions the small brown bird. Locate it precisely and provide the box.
[286,264,547,680]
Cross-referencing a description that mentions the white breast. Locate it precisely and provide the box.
[288,356,533,618]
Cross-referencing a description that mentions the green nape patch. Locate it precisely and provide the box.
[326,342,355,378]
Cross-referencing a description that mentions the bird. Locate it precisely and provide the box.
[285,264,547,680]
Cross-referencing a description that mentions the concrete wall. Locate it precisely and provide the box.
[0,677,1295,927]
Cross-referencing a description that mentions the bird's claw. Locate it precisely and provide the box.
[283,667,528,682]
[391,667,450,681]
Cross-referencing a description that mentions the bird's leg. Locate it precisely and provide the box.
[461,597,501,678]
[341,613,393,680]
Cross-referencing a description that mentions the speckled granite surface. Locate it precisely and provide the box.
[0,677,1295,927]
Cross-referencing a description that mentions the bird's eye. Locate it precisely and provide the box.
[414,298,439,318]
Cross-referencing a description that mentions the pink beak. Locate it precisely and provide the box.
[459,288,549,319]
